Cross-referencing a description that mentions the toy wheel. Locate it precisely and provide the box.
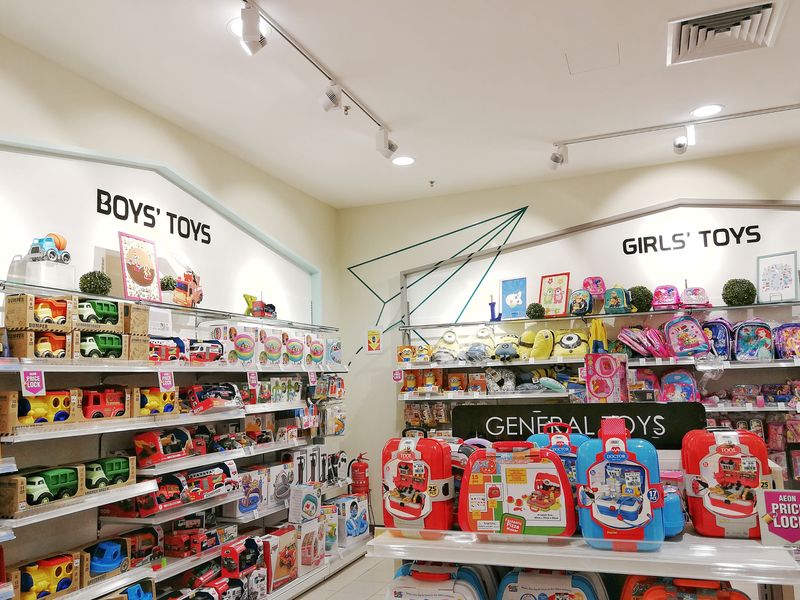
[112,476,125,484]
[102,316,114,324]
[56,578,72,592]
[58,489,73,499]
[114,410,124,417]
[54,411,69,422]
[20,572,33,592]
[60,251,71,264]
[163,404,174,412]
[37,592,50,599]
[87,315,99,323]
[56,316,66,324]
[40,350,53,358]
[88,350,100,358]
[107,352,120,359]
[95,479,108,489]
[42,316,54,323]
[91,412,104,419]
[39,494,52,504]
[55,350,65,358]
[46,249,58,261]
[34,417,48,424]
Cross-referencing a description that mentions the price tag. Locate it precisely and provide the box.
[308,371,317,385]
[247,371,259,391]
[528,358,537,365]
[446,391,455,399]
[20,369,46,397]
[392,369,403,383]
[794,357,800,367]
[473,391,481,398]
[638,358,647,366]
[158,370,176,393]
[424,393,431,400]
[668,357,676,364]
[556,356,564,364]
[746,402,754,410]
[401,392,410,400]
[654,357,663,365]
[723,361,731,369]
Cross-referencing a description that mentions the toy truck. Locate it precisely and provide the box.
[80,333,124,358]
[82,388,126,419]
[18,390,72,424]
[139,388,178,415]
[33,298,69,325]
[35,332,69,358]
[26,234,71,264]
[85,457,131,489]
[78,300,119,324]
[173,271,203,308]
[26,468,80,504]
[19,554,76,600]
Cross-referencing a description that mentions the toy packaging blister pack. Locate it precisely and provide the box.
[388,564,489,600]
[382,428,454,529]
[458,441,575,536]
[682,428,769,538]
[497,569,606,600]
[527,422,590,487]
[584,354,629,403]
[576,417,667,551]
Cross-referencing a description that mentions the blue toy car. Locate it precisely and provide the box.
[123,584,153,600]
[90,541,124,575]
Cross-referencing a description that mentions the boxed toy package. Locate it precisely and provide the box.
[288,482,322,523]
[264,525,297,591]
[332,494,370,546]
[266,463,292,507]
[321,505,338,555]
[584,353,629,403]
[388,564,489,600]
[200,320,259,366]
[257,328,284,367]
[497,569,607,600]
[297,517,325,575]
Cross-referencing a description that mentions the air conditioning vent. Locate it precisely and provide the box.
[667,2,786,65]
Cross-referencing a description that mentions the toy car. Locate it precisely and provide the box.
[17,390,71,424]
[139,388,177,415]
[185,466,228,501]
[149,337,186,362]
[77,300,119,324]
[35,332,68,358]
[25,468,79,504]
[189,341,224,363]
[33,298,68,324]
[184,383,241,413]
[173,270,203,308]
[89,540,124,575]
[80,333,123,358]
[82,388,126,419]
[126,530,162,563]
[181,560,221,588]
[27,233,70,263]
[20,554,74,600]
[122,583,153,600]
[85,457,130,489]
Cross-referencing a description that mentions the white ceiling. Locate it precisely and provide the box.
[0,0,799,208]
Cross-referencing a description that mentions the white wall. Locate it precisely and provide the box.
[337,144,800,520]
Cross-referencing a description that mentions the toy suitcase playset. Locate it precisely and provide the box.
[388,563,489,600]
[682,428,769,538]
[576,418,672,551]
[621,576,749,600]
[527,422,590,487]
[458,441,576,536]
[382,428,454,529]
[497,569,607,600]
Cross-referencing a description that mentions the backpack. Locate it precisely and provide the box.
[552,329,589,357]
[733,319,774,361]
[681,287,712,308]
[652,285,681,310]
[660,369,700,402]
[702,318,733,359]
[604,287,635,314]
[773,323,800,358]
[589,320,608,353]
[583,276,606,312]
[568,289,593,316]
[663,316,711,357]
[635,369,662,402]
[618,327,672,358]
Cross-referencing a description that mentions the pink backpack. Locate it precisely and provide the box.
[660,369,700,402]
[652,285,681,310]
[617,326,671,358]
[681,287,712,308]
[635,368,662,402]
[664,316,711,357]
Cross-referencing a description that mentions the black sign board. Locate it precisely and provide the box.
[452,403,706,450]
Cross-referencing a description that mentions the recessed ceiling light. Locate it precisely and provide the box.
[227,16,270,39]
[690,104,723,118]
[392,156,415,166]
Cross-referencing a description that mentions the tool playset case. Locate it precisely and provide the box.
[621,575,751,600]
[528,422,590,486]
[497,569,606,600]
[458,441,576,536]
[388,564,489,600]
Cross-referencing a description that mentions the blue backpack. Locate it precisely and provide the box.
[702,318,733,359]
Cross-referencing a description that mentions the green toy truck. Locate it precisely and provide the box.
[80,334,124,359]
[25,467,79,505]
[78,300,119,325]
[85,457,130,489]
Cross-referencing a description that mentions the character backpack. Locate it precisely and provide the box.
[604,287,635,314]
[621,576,749,600]
[733,320,773,361]
[682,428,769,538]
[382,428,454,529]
[576,417,669,551]
[660,369,700,403]
[584,276,606,313]
[702,318,733,359]
[773,322,800,358]
[497,569,606,600]
[635,369,662,402]
[528,422,590,488]
[458,441,576,536]
[652,285,681,310]
[569,289,593,316]
[388,563,489,600]
[552,329,590,358]
[681,287,712,308]
[664,316,711,357]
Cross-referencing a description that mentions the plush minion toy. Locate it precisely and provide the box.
[432,328,460,362]
[530,329,555,359]
[465,326,495,362]
[492,335,520,361]
[518,329,537,359]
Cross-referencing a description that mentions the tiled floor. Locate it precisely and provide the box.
[296,556,396,600]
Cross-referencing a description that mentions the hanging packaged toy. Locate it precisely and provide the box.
[680,287,712,308]
[702,318,733,359]
[382,428,454,529]
[663,316,711,357]
[682,428,769,538]
[388,563,489,600]
[660,369,700,403]
[569,290,593,316]
[576,417,674,551]
[773,323,800,359]
[584,353,629,403]
[733,320,773,361]
[458,441,576,536]
[527,422,590,486]
[604,287,635,314]
[552,329,590,358]
[497,569,606,600]
[652,285,681,310]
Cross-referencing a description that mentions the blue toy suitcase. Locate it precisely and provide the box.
[528,422,590,486]
[497,569,606,600]
[576,417,667,551]
[390,563,489,600]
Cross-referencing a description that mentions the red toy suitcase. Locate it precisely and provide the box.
[382,428,454,529]
[622,576,750,599]
[682,428,769,538]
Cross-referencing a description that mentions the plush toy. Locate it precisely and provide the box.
[464,326,495,362]
[551,329,589,358]
[518,329,537,359]
[486,367,516,392]
[432,328,460,362]
[530,329,555,359]
[492,335,520,361]
[539,377,567,392]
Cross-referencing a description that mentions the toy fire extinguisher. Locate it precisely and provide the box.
[349,453,370,496]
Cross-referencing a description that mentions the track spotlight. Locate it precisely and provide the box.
[240,4,267,56]
[549,144,568,170]
[376,127,398,159]
[321,82,342,112]
[673,125,695,155]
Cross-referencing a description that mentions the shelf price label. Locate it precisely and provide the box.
[758,489,800,545]
[392,369,403,383]
[158,370,176,394]
[20,369,45,397]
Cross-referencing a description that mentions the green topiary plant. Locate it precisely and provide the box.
[629,285,653,313]
[526,302,545,319]
[722,278,757,306]
[160,275,176,291]
[79,270,112,295]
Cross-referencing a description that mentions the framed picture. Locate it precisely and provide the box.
[500,277,527,320]
[757,251,797,303]
[539,272,570,317]
[118,232,162,302]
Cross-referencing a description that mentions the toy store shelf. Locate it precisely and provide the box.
[704,404,796,413]
[217,503,287,524]
[0,458,17,474]
[367,528,800,585]
[322,482,349,499]
[243,401,307,414]
[0,527,15,543]
[398,391,569,402]
[0,480,158,529]
[100,491,245,526]
[137,449,246,476]
[0,582,13,600]
[0,410,246,443]
[154,545,223,582]
[327,536,372,573]
[58,564,154,600]
[0,279,341,334]
[397,357,583,371]
[244,438,308,458]
[629,357,800,370]
[0,358,347,374]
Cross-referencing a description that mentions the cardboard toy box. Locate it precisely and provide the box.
[332,494,370,547]
[264,525,297,592]
[77,536,132,587]
[101,577,157,600]
[223,467,267,519]
[83,455,137,494]
[183,460,241,503]
[75,386,135,423]
[72,332,129,361]
[122,526,164,568]
[265,463,291,508]
[259,535,279,596]
[199,321,259,367]
[396,345,416,363]
[164,529,219,559]
[0,463,86,517]
[8,330,72,359]
[281,448,308,486]
[127,335,150,362]
[288,482,322,524]
[220,536,263,579]
[98,473,189,519]
[73,297,124,334]
[133,427,194,468]
[321,505,338,555]
[296,517,325,576]
[4,293,75,333]
[123,305,150,337]
[256,328,283,368]
[7,550,82,600]
[0,388,79,434]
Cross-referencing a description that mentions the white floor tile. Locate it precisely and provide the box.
[357,559,397,583]
[326,581,389,600]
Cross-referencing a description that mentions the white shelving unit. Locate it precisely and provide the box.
[154,545,223,582]
[0,457,17,474]
[57,565,155,600]
[243,401,307,414]
[217,503,288,524]
[399,391,568,402]
[704,404,796,413]
[137,449,246,476]
[99,491,245,526]
[0,480,158,529]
